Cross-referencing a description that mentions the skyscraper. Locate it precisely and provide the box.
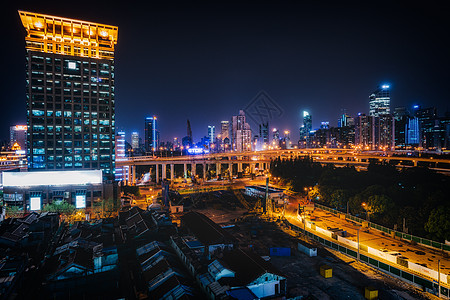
[208,125,215,144]
[355,114,374,150]
[299,111,312,148]
[10,125,27,151]
[131,131,139,150]
[220,121,230,140]
[259,122,269,145]
[114,131,127,181]
[232,110,252,151]
[145,116,158,152]
[19,11,118,179]
[374,115,395,150]
[369,85,391,117]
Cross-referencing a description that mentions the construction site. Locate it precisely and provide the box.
[140,183,437,299]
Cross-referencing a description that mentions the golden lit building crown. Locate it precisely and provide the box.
[18,10,118,59]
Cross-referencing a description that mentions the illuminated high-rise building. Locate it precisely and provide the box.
[369,84,390,117]
[115,131,128,181]
[259,122,269,145]
[145,116,158,152]
[355,114,374,150]
[232,110,252,151]
[10,125,28,151]
[208,125,215,144]
[220,121,230,140]
[19,11,118,179]
[299,111,312,148]
[131,131,139,150]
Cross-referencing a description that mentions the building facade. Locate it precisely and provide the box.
[369,84,390,117]
[19,11,118,180]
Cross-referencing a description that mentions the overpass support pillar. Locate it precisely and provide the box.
[413,160,418,167]
[161,164,166,180]
[183,163,187,178]
[155,164,160,184]
[131,165,136,185]
[229,163,233,178]
[192,163,196,178]
[170,164,174,181]
[216,163,221,178]
[237,162,243,173]
[250,163,256,175]
[203,163,207,179]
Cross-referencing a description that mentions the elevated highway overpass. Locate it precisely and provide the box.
[116,148,450,184]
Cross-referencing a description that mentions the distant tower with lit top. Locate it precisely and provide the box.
[18,11,118,179]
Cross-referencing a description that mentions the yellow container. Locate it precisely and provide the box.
[320,265,332,278]
[364,286,378,300]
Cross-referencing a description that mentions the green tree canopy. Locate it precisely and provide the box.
[42,200,76,215]
[425,206,450,242]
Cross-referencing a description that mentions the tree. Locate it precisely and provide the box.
[5,206,24,218]
[43,200,76,215]
[92,198,119,219]
[425,206,450,242]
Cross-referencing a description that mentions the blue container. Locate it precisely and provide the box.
[269,247,291,256]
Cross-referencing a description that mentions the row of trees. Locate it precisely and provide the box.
[270,156,450,242]
[4,198,119,221]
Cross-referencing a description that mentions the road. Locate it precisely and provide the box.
[283,196,450,287]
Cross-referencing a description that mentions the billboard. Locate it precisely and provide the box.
[75,195,86,209]
[30,196,41,211]
[2,170,102,187]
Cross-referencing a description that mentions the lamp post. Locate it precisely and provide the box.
[357,226,360,261]
[362,202,370,222]
[438,259,441,298]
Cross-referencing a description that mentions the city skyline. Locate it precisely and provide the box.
[1,1,449,143]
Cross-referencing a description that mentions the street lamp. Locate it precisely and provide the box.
[361,202,370,221]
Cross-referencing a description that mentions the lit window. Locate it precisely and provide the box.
[68,61,77,70]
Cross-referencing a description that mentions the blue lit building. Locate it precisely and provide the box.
[406,117,420,146]
[144,116,159,153]
[114,131,128,181]
[208,125,215,144]
[299,111,312,148]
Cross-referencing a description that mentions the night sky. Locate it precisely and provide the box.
[1,1,449,143]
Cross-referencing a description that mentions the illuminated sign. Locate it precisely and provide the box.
[15,150,26,155]
[30,196,41,211]
[381,84,390,89]
[14,125,27,131]
[76,195,86,209]
[187,148,209,155]
[2,170,102,187]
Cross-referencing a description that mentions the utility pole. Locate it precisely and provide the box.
[438,260,441,298]
[357,226,360,261]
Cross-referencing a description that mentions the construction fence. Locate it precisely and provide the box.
[288,220,449,298]
[315,203,450,252]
